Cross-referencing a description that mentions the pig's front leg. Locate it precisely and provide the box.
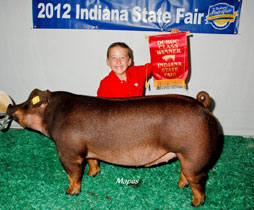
[57,149,84,196]
[87,159,101,177]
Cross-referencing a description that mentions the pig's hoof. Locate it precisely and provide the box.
[87,169,101,177]
[178,180,189,189]
[66,187,81,196]
[178,181,189,189]
[191,200,204,208]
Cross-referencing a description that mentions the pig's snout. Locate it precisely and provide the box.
[6,104,17,122]
[6,104,14,116]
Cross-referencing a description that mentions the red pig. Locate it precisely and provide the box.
[7,89,220,207]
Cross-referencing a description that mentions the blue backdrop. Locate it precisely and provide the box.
[33,0,242,34]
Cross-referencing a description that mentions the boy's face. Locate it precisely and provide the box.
[106,46,132,79]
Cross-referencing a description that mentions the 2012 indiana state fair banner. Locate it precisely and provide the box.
[149,32,189,88]
[33,0,242,34]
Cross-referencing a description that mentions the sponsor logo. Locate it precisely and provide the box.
[206,3,237,30]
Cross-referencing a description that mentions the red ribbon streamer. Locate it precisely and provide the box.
[149,32,189,87]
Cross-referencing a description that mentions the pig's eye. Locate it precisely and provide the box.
[23,103,32,110]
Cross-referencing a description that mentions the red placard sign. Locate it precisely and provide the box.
[149,32,189,88]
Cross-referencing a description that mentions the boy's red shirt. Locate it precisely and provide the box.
[97,64,151,98]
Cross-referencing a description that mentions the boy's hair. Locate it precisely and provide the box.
[107,42,134,66]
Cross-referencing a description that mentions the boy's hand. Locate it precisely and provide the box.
[171,28,181,33]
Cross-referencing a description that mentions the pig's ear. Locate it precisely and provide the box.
[29,89,42,98]
[31,89,51,107]
[41,90,51,105]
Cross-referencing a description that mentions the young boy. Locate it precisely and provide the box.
[97,42,151,98]
[97,29,180,98]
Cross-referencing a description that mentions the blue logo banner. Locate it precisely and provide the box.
[32,0,242,34]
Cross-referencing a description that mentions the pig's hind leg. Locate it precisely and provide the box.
[177,153,207,207]
[178,168,189,188]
